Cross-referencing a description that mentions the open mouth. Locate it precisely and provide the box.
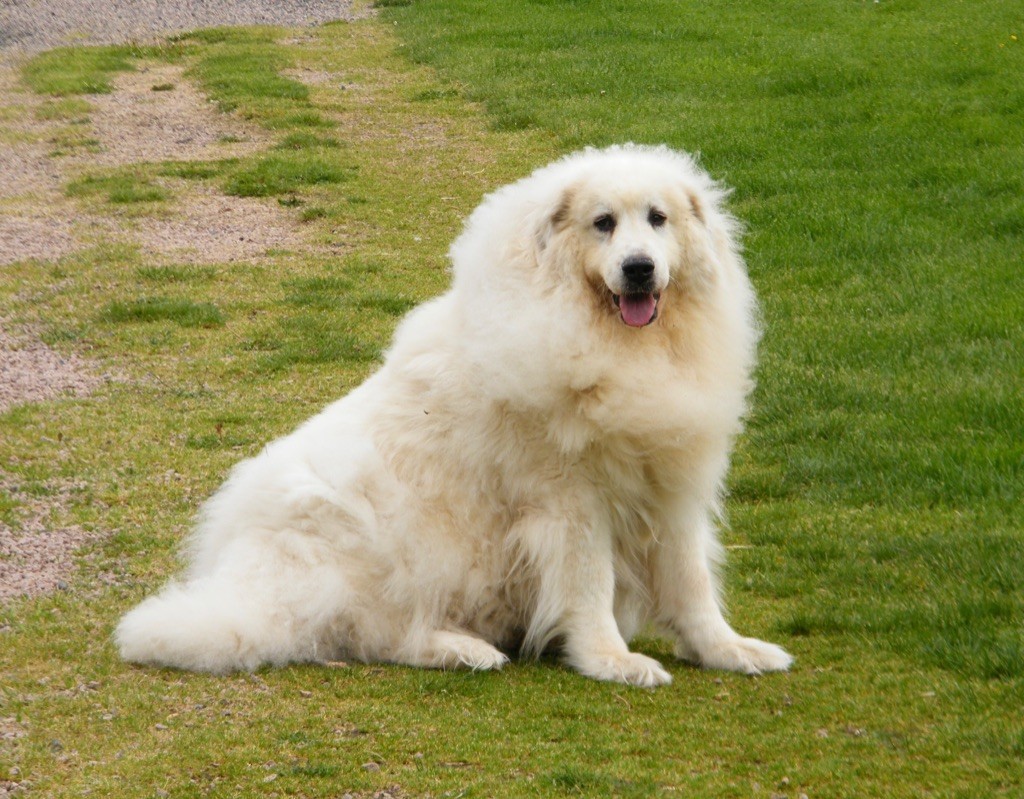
[612,292,661,327]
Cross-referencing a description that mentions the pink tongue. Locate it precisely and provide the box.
[619,293,657,327]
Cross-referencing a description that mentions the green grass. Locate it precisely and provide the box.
[194,48,308,109]
[299,205,330,222]
[224,150,353,197]
[1,3,1021,798]
[178,27,326,129]
[156,159,236,180]
[353,289,417,316]
[20,43,187,96]
[136,265,219,284]
[385,0,1024,683]
[100,297,225,328]
[66,172,170,204]
[20,45,137,95]
[275,131,341,150]
[249,313,382,372]
[282,275,354,307]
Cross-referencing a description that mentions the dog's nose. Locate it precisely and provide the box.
[622,256,655,285]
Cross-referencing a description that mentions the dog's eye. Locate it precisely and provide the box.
[593,214,616,234]
[648,209,667,228]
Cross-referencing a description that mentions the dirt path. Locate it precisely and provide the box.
[0,53,302,600]
[0,3,363,603]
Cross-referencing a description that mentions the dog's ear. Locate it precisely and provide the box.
[678,188,723,288]
[686,190,707,226]
[535,188,575,255]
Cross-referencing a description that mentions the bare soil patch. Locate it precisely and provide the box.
[0,320,108,415]
[0,60,89,265]
[136,184,306,262]
[0,472,99,604]
[0,0,378,609]
[0,32,318,603]
[1,58,305,266]
[80,64,268,167]
[0,126,62,201]
[281,67,348,88]
[0,216,79,266]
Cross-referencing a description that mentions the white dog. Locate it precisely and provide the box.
[117,145,792,686]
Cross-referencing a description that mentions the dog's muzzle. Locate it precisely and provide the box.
[613,256,660,327]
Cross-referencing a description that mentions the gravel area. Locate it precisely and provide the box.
[1,0,366,604]
[0,521,98,603]
[0,216,79,265]
[0,0,367,54]
[137,184,308,261]
[0,320,107,415]
[0,472,99,604]
[81,63,269,166]
[0,61,82,265]
[0,324,117,606]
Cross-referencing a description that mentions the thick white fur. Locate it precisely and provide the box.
[116,145,792,686]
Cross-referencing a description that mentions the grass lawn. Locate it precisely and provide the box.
[1,1,1022,797]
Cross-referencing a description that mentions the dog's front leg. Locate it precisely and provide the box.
[652,496,793,675]
[518,509,672,687]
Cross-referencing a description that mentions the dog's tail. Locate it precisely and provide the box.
[115,578,318,673]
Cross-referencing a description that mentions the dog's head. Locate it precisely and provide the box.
[537,147,728,328]
[446,145,755,416]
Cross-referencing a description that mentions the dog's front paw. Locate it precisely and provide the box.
[571,650,673,687]
[680,634,792,675]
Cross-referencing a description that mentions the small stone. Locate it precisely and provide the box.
[362,762,380,772]
[154,723,168,731]
[815,728,829,738]
[298,690,312,698]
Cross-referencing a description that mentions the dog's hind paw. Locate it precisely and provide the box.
[426,631,510,672]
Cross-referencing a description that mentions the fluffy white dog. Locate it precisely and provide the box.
[117,144,792,686]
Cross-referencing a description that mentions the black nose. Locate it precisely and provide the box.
[622,256,655,287]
